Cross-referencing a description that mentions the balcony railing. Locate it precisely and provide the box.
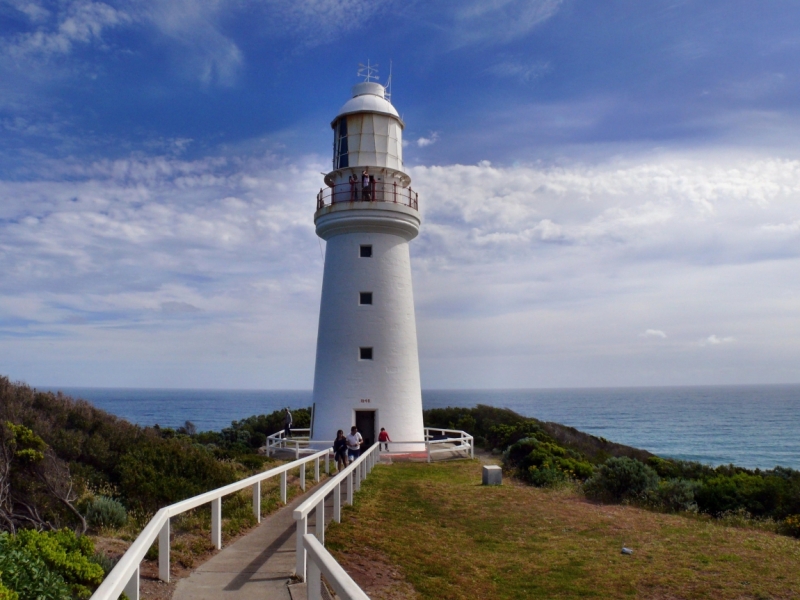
[316,181,418,211]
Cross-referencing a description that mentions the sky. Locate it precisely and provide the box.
[2,0,800,389]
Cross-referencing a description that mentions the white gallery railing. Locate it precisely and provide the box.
[267,427,474,462]
[89,448,331,600]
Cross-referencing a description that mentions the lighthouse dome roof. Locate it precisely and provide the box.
[334,82,400,122]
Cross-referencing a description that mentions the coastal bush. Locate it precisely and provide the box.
[584,457,659,503]
[694,472,787,518]
[84,495,127,529]
[504,438,594,486]
[646,478,699,512]
[0,531,84,600]
[0,581,18,600]
[778,514,800,538]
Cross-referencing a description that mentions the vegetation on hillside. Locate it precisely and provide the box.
[326,460,800,600]
[424,405,800,536]
[0,376,314,599]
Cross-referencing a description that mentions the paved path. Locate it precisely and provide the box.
[172,483,344,600]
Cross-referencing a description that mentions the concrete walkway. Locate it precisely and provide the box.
[172,483,344,600]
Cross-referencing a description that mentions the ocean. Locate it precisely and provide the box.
[42,385,800,471]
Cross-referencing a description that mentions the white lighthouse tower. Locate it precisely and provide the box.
[310,67,423,450]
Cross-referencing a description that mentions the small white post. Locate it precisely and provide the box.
[354,463,361,492]
[123,564,139,600]
[347,470,354,505]
[427,441,431,463]
[300,462,306,492]
[325,451,330,474]
[158,519,170,582]
[470,436,474,459]
[295,441,300,460]
[211,497,222,549]
[316,499,325,544]
[281,471,287,504]
[334,482,341,522]
[296,516,307,581]
[252,481,261,523]
[307,553,322,600]
[314,457,320,482]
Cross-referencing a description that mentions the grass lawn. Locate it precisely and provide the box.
[325,460,800,600]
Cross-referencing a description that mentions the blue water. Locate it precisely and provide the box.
[41,385,800,471]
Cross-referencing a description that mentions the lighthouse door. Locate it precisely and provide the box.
[355,411,376,449]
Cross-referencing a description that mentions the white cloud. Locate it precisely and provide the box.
[487,59,551,83]
[448,0,563,47]
[701,335,736,346]
[3,1,131,58]
[3,149,800,387]
[417,132,440,148]
[643,329,667,339]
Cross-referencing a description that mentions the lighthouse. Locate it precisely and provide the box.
[310,69,424,450]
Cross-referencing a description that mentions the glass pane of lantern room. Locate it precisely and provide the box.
[361,115,374,135]
[375,135,388,154]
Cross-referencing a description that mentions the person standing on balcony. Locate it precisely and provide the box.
[333,429,349,471]
[378,427,391,451]
[361,168,370,201]
[349,173,357,202]
[283,408,292,439]
[346,425,363,461]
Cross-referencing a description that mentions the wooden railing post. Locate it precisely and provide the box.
[123,564,139,600]
[158,519,170,582]
[314,457,320,482]
[347,470,354,505]
[296,516,307,580]
[281,471,287,504]
[211,498,222,549]
[334,482,341,522]
[316,500,325,544]
[307,553,322,600]
[300,462,306,492]
[252,481,261,523]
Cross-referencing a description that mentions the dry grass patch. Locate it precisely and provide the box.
[325,460,800,600]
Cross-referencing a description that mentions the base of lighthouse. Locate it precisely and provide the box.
[310,202,424,451]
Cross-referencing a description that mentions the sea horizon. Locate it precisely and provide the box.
[37,383,800,472]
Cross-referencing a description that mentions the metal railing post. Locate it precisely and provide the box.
[158,519,170,582]
[296,516,307,581]
[300,462,306,492]
[307,554,323,600]
[315,457,320,482]
[252,481,261,523]
[211,498,222,549]
[281,471,287,504]
[123,564,139,600]
[334,482,341,522]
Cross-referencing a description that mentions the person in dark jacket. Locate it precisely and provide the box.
[333,429,349,471]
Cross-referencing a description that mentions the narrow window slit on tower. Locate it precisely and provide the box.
[360,292,373,305]
[359,347,373,360]
[360,245,372,257]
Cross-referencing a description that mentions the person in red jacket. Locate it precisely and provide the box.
[378,427,391,451]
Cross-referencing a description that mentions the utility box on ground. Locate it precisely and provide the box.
[482,465,502,485]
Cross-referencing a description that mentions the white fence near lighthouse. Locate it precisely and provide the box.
[89,448,331,600]
[90,429,473,600]
[267,427,474,462]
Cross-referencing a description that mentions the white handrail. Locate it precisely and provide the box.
[293,443,380,580]
[304,534,370,600]
[90,448,331,600]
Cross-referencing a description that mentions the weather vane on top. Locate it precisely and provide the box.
[357,60,379,82]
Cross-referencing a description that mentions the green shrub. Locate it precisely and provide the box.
[0,581,18,600]
[13,529,103,599]
[778,514,800,538]
[695,472,786,518]
[0,532,72,600]
[85,495,127,529]
[504,438,594,487]
[647,478,699,512]
[89,551,116,576]
[584,456,659,503]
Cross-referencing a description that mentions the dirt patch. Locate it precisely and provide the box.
[334,546,420,600]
